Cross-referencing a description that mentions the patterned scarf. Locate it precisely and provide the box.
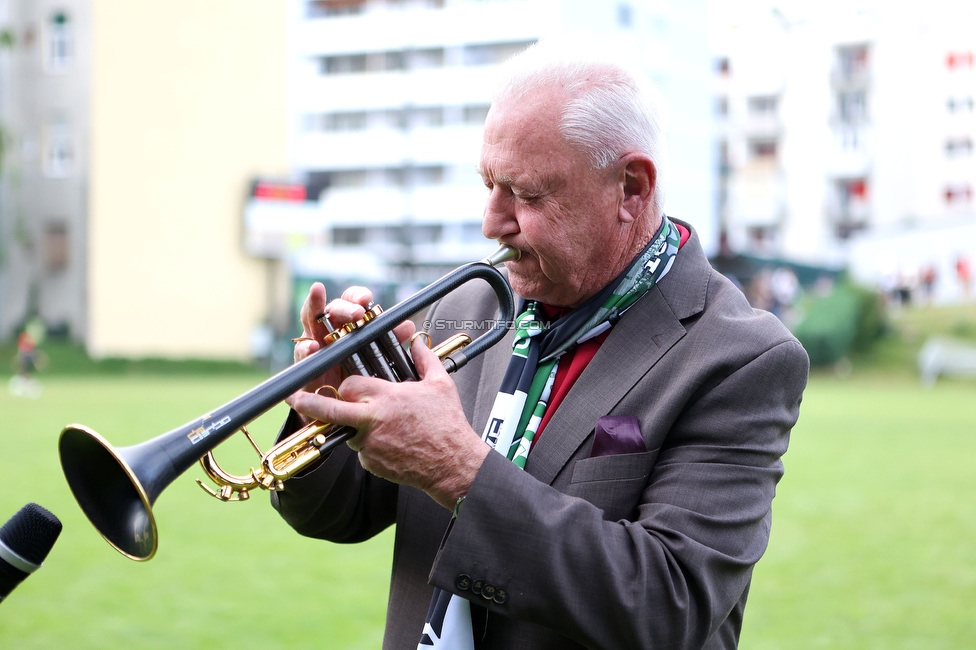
[418,216,680,649]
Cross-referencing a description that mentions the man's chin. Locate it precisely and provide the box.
[508,274,566,307]
[508,273,544,302]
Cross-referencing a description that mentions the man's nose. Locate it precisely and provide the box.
[482,188,518,240]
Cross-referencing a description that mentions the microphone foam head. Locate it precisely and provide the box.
[0,503,63,565]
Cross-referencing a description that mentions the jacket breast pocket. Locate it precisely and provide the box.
[567,449,659,522]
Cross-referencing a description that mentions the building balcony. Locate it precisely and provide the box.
[291,123,485,169]
[827,124,872,177]
[826,201,871,239]
[294,65,502,113]
[741,113,782,138]
[728,161,786,227]
[830,64,872,91]
[319,183,486,226]
[295,0,544,56]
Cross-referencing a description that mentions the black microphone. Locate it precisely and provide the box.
[0,503,63,603]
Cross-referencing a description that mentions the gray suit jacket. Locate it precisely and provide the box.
[272,221,809,649]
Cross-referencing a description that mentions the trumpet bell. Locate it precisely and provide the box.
[59,424,159,561]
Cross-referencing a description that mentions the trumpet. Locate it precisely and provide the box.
[58,245,519,561]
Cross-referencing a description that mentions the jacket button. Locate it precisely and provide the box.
[493,589,508,604]
[455,574,471,591]
[481,583,496,600]
[471,579,483,595]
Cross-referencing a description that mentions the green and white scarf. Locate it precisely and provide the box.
[418,216,681,649]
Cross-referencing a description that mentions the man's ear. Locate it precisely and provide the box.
[619,154,656,223]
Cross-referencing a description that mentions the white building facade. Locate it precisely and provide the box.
[713,1,976,302]
[283,0,716,291]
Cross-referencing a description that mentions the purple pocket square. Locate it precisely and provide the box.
[591,415,647,458]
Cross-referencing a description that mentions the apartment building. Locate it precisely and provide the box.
[713,2,976,300]
[281,0,715,294]
[1,0,716,359]
[0,1,289,358]
[0,0,89,342]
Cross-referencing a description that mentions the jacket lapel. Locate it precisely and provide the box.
[524,221,712,486]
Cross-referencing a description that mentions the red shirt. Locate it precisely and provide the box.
[534,222,690,440]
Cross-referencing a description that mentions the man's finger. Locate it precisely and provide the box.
[321,299,367,330]
[410,336,449,380]
[392,319,417,344]
[340,286,374,306]
[290,388,368,431]
[293,338,322,363]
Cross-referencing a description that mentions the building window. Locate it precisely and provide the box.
[747,95,778,115]
[383,168,406,186]
[946,51,975,70]
[381,50,407,71]
[409,165,445,186]
[406,48,445,70]
[330,170,369,188]
[409,106,444,128]
[463,41,534,66]
[307,0,366,17]
[838,178,868,203]
[832,178,869,239]
[716,97,729,117]
[837,125,866,152]
[322,111,369,132]
[836,43,869,78]
[946,137,974,157]
[408,224,442,244]
[463,104,490,124]
[837,90,867,123]
[43,122,74,177]
[748,139,778,159]
[395,0,446,8]
[617,3,633,28]
[45,11,72,73]
[459,222,485,242]
[746,225,777,251]
[947,96,975,113]
[333,226,366,245]
[381,109,408,130]
[945,184,973,204]
[43,221,69,273]
[321,54,368,74]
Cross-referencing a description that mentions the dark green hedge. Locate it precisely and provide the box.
[791,281,885,367]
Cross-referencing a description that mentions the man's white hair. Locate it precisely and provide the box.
[492,36,669,217]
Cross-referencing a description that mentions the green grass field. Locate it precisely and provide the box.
[1,303,974,648]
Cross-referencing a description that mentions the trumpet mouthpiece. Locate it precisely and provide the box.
[484,244,521,267]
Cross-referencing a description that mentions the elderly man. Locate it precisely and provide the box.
[273,42,809,650]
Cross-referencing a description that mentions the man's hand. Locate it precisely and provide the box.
[287,283,415,411]
[289,337,491,510]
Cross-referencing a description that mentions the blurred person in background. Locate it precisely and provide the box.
[956,253,972,300]
[9,324,46,398]
[271,40,809,650]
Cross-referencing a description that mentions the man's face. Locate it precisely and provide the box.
[479,89,628,308]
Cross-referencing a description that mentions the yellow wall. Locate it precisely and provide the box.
[88,0,288,359]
